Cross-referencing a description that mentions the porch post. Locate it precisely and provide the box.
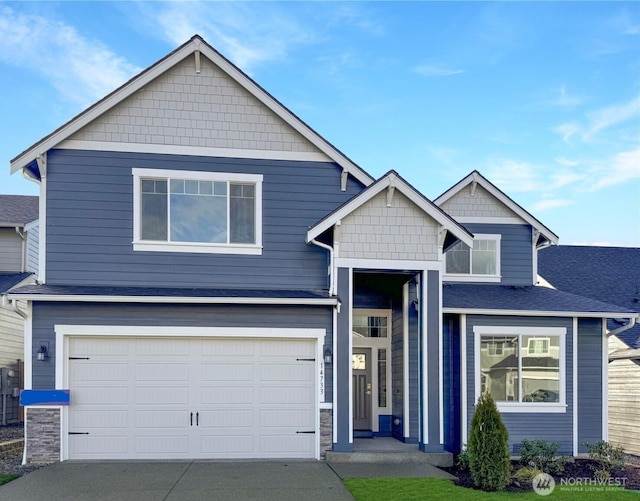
[420,269,444,452]
[334,266,353,452]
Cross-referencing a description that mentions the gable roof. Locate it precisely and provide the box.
[538,245,640,348]
[10,35,374,187]
[307,170,474,248]
[434,170,559,246]
[0,195,39,227]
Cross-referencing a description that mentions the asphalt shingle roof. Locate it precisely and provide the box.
[0,272,32,294]
[0,195,38,226]
[8,284,332,301]
[538,245,640,348]
[443,283,637,316]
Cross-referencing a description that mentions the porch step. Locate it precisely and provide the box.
[326,450,453,468]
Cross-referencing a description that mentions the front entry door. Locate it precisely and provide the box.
[352,348,372,430]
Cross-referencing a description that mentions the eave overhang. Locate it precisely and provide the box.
[307,170,474,248]
[10,35,374,188]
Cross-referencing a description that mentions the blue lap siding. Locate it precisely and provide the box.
[44,149,364,289]
[466,315,575,455]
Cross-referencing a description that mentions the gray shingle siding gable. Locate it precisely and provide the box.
[462,223,533,286]
[44,149,364,289]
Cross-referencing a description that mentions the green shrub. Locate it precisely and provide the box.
[585,440,625,477]
[519,439,569,474]
[512,466,543,484]
[467,392,512,491]
[456,446,470,471]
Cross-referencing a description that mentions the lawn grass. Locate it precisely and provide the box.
[0,473,20,486]
[343,477,640,500]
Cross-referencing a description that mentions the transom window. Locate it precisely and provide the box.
[474,326,566,413]
[133,168,262,255]
[445,234,501,281]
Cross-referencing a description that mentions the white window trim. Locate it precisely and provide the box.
[132,168,263,255]
[445,234,501,282]
[473,325,566,413]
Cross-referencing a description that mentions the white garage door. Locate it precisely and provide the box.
[67,336,317,460]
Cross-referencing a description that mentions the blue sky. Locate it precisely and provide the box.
[1,1,638,246]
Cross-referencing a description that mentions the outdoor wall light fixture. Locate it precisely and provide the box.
[37,342,49,361]
[323,348,333,364]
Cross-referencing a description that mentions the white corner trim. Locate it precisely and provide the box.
[38,174,46,284]
[24,302,33,390]
[602,320,608,442]
[573,317,578,456]
[438,271,444,445]
[460,314,468,447]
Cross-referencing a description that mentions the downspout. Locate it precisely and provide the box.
[15,227,25,272]
[606,316,637,338]
[309,239,335,296]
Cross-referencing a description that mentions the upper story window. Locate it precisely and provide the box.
[133,168,263,255]
[474,326,566,413]
[445,234,501,282]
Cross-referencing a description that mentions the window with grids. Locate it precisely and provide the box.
[133,168,262,254]
[475,326,565,410]
[445,234,500,277]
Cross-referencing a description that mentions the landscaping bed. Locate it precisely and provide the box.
[444,458,640,493]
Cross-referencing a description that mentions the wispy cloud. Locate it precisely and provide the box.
[0,6,140,107]
[531,199,574,212]
[554,157,579,167]
[587,147,640,191]
[583,95,640,140]
[413,64,464,77]
[549,86,586,110]
[552,122,581,143]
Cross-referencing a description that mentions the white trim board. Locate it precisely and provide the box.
[443,308,636,319]
[59,140,332,163]
[9,294,338,306]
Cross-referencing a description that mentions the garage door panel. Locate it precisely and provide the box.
[200,363,253,381]
[260,363,313,381]
[201,386,254,404]
[72,410,129,428]
[72,387,129,405]
[134,410,189,428]
[135,363,189,381]
[68,336,317,460]
[72,363,129,382]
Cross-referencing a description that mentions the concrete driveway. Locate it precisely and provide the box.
[0,460,355,501]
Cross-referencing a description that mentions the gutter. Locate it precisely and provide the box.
[308,238,335,296]
[607,315,638,338]
[0,295,27,320]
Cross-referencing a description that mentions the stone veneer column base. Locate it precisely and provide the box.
[25,407,60,463]
[320,408,333,459]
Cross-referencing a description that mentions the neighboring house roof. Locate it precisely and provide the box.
[434,170,559,246]
[0,272,33,294]
[7,284,337,306]
[10,34,374,188]
[307,170,474,248]
[538,245,640,349]
[442,283,638,318]
[0,195,38,227]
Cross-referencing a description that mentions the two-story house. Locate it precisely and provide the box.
[0,194,39,424]
[6,35,638,464]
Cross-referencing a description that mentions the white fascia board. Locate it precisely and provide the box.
[442,307,638,319]
[435,172,558,245]
[6,294,337,306]
[307,174,474,247]
[10,42,196,174]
